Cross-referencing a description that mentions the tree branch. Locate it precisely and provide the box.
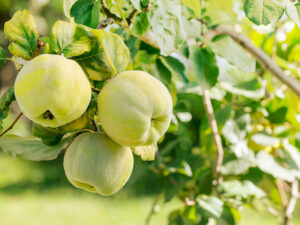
[204,25,300,98]
[202,89,224,187]
[283,180,299,225]
[0,112,23,137]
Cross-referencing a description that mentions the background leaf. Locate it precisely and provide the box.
[0,47,7,68]
[149,0,186,55]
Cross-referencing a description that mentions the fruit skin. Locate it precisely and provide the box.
[63,132,134,196]
[14,54,91,128]
[98,70,173,147]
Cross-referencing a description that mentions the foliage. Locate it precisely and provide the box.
[0,0,300,224]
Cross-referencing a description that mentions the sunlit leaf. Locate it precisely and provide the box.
[244,0,284,25]
[286,1,300,28]
[209,36,255,73]
[49,20,91,57]
[149,0,186,55]
[218,180,265,199]
[132,144,157,161]
[132,12,150,36]
[4,10,39,59]
[181,0,201,17]
[74,29,130,81]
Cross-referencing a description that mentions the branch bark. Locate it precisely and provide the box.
[204,25,300,98]
[202,89,224,186]
[0,112,23,137]
[283,180,299,225]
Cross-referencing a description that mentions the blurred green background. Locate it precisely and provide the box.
[1,0,300,225]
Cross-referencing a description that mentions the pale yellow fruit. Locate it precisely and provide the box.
[98,70,173,147]
[14,54,91,127]
[63,132,134,196]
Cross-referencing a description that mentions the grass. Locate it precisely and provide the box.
[0,191,181,225]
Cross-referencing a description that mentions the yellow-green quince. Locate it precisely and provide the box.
[63,132,134,196]
[98,70,173,147]
[14,54,91,127]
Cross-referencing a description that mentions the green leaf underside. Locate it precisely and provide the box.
[0,135,73,161]
[0,87,16,132]
[32,123,64,146]
[4,10,38,59]
[286,2,300,28]
[244,0,284,25]
[73,29,130,81]
[49,20,91,57]
[209,36,255,73]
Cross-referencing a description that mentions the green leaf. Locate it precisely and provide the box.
[132,12,150,36]
[222,158,252,175]
[209,36,255,73]
[64,0,78,17]
[256,151,298,182]
[160,56,189,83]
[181,0,201,17]
[130,0,142,10]
[0,86,16,132]
[197,195,223,218]
[49,20,92,57]
[0,135,73,161]
[32,123,63,146]
[149,0,186,55]
[244,0,284,25]
[155,58,172,86]
[4,10,39,59]
[286,2,300,28]
[132,144,157,161]
[70,0,101,28]
[283,140,300,171]
[218,180,265,199]
[0,47,7,67]
[218,58,264,98]
[74,29,130,81]
[189,47,219,89]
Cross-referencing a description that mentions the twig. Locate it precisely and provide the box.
[92,88,100,94]
[203,25,300,98]
[277,179,289,208]
[126,9,137,25]
[0,112,23,137]
[283,180,299,225]
[202,89,224,187]
[92,119,100,132]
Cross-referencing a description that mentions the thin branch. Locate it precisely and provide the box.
[283,180,299,225]
[0,112,23,137]
[92,87,100,94]
[277,179,289,208]
[203,25,300,98]
[202,89,224,187]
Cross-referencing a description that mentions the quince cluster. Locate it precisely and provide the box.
[14,54,173,196]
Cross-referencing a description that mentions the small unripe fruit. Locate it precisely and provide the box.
[98,70,173,147]
[14,54,91,128]
[63,132,134,196]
